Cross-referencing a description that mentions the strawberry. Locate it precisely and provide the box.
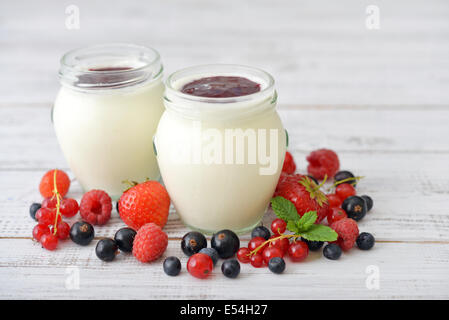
[275,176,329,223]
[118,181,170,230]
[282,151,296,174]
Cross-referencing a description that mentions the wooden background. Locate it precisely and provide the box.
[0,0,448,299]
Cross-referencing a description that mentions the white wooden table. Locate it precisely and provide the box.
[1,0,449,299]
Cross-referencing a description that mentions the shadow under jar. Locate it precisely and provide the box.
[155,64,286,234]
[53,44,164,199]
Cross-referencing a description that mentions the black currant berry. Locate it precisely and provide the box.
[323,243,342,260]
[301,238,324,251]
[307,175,319,185]
[70,221,95,246]
[221,259,240,278]
[334,170,356,187]
[211,229,240,259]
[251,226,271,240]
[95,238,118,262]
[268,257,286,274]
[29,203,41,221]
[181,231,207,256]
[342,196,367,221]
[199,247,219,266]
[114,227,137,252]
[356,232,375,250]
[361,195,374,211]
[163,256,182,276]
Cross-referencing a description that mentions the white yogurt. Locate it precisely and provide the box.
[155,65,286,233]
[53,44,164,199]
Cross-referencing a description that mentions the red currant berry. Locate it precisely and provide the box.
[262,246,284,264]
[250,253,265,268]
[42,197,58,209]
[32,224,50,241]
[237,247,251,263]
[55,221,70,240]
[288,241,309,262]
[271,218,287,235]
[187,253,213,279]
[60,198,79,218]
[335,183,356,202]
[327,207,347,225]
[37,208,61,226]
[248,237,267,251]
[41,233,58,250]
[269,235,290,253]
[327,193,342,208]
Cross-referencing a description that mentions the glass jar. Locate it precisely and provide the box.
[155,64,286,234]
[53,44,164,199]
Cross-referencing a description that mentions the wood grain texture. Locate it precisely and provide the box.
[0,239,448,299]
[1,0,449,105]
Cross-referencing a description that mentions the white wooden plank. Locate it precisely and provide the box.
[0,239,448,299]
[0,0,448,105]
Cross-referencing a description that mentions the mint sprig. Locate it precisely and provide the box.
[271,196,337,242]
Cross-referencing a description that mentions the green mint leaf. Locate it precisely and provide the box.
[297,211,317,232]
[287,221,300,233]
[300,224,338,242]
[271,196,300,222]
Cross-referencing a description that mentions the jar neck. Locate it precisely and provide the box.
[163,64,277,121]
[59,43,163,91]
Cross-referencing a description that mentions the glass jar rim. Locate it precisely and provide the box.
[59,43,163,90]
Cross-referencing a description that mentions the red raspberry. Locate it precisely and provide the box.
[306,149,340,180]
[335,183,356,201]
[118,181,170,230]
[327,207,347,225]
[288,241,309,262]
[80,190,112,225]
[327,193,342,208]
[237,247,251,263]
[330,218,359,251]
[39,169,70,198]
[282,151,296,174]
[60,198,79,218]
[275,176,330,223]
[187,253,213,279]
[132,223,168,263]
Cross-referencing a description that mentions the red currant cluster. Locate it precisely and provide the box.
[31,169,78,250]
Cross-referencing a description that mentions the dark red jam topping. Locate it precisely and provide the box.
[181,76,261,98]
[88,67,133,72]
[76,66,136,87]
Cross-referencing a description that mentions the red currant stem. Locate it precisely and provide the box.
[248,233,301,256]
[51,169,62,236]
[332,176,364,188]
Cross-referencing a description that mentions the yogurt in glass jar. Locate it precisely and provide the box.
[155,64,286,234]
[53,44,164,199]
